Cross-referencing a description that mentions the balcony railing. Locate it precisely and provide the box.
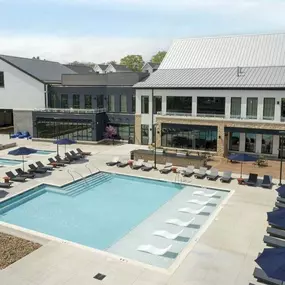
[34,108,106,114]
[246,115,258,120]
[196,113,225,118]
[263,116,274,120]
[230,115,242,119]
[156,112,192,117]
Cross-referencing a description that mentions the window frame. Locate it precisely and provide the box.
[0,72,4,87]
[72,94,80,109]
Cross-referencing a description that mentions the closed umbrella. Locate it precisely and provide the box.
[276,185,285,198]
[53,138,76,155]
[228,153,257,178]
[8,147,37,171]
[267,208,285,230]
[255,247,285,282]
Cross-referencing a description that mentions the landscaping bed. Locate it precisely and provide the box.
[0,232,41,269]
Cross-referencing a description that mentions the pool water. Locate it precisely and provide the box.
[0,173,182,250]
[35,150,56,155]
[0,158,24,166]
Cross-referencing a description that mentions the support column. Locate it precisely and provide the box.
[239,133,246,152]
[134,115,141,144]
[192,95,197,117]
[273,135,280,156]
[161,96,167,115]
[241,97,247,119]
[255,134,262,154]
[257,97,263,120]
[156,122,162,147]
[217,123,225,157]
[225,97,231,119]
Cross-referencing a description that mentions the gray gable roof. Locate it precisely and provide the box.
[98,64,108,70]
[147,62,160,69]
[111,64,132,72]
[64,64,95,74]
[0,55,76,83]
[134,66,285,89]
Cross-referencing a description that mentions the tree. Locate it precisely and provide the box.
[104,125,117,144]
[120,55,144,72]
[68,61,95,68]
[151,51,167,64]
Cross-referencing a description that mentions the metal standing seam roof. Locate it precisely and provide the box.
[159,33,285,69]
[0,55,76,83]
[134,66,285,89]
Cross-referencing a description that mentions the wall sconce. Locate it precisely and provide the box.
[277,101,280,105]
[219,135,221,139]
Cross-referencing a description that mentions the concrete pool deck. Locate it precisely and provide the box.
[0,137,278,284]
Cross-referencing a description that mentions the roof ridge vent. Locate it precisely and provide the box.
[237,66,245,77]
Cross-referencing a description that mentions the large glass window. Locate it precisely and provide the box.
[120,95,127,113]
[229,132,240,151]
[167,97,192,114]
[161,124,217,151]
[197,97,225,116]
[230,98,241,118]
[141,124,149,145]
[73,94,80,109]
[263,98,275,120]
[246,98,258,119]
[109,124,134,141]
[61,94,68,109]
[84,95,92,109]
[132,94,136,113]
[36,118,92,141]
[97,95,104,109]
[245,133,256,152]
[48,92,58,108]
[154,96,162,114]
[108,95,115,112]
[262,134,273,154]
[141,96,149,114]
[0,72,4,87]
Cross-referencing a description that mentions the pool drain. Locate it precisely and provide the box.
[93,273,106,281]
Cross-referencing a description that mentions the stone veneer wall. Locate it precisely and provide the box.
[135,115,142,144]
[155,116,285,157]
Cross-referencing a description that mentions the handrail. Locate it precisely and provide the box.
[67,169,75,181]
[67,169,89,186]
[86,162,100,173]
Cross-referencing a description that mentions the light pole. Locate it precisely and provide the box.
[279,131,285,186]
[154,124,157,169]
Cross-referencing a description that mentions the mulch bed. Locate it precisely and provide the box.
[0,232,41,269]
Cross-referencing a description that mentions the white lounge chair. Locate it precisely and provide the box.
[106,156,120,166]
[194,167,207,179]
[160,162,173,174]
[180,165,194,177]
[178,206,206,214]
[165,217,195,227]
[153,229,184,240]
[137,244,172,256]
[132,159,144,169]
[193,190,218,197]
[187,198,212,205]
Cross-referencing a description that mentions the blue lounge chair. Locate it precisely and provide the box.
[10,131,22,138]
[18,131,30,139]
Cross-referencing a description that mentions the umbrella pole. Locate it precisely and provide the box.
[22,155,24,172]
[240,162,243,178]
[57,144,59,156]
[65,144,66,154]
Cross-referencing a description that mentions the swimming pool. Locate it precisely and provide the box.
[0,173,229,268]
[35,150,56,155]
[0,158,24,166]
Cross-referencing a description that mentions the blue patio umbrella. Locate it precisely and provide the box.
[255,247,285,282]
[276,185,285,198]
[8,147,37,171]
[53,138,76,155]
[228,153,257,178]
[267,208,285,230]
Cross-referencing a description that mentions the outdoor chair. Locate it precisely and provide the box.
[106,157,120,166]
[207,168,219,180]
[55,155,71,164]
[141,162,153,171]
[245,173,258,186]
[220,171,232,183]
[15,168,35,179]
[277,197,285,204]
[5,171,27,182]
[159,163,173,174]
[253,267,282,285]
[117,160,128,168]
[261,175,273,188]
[48,158,65,167]
[36,161,54,171]
[132,159,144,170]
[263,235,285,248]
[65,152,80,161]
[77,148,91,156]
[0,181,13,188]
[194,167,207,179]
[275,202,285,209]
[137,244,172,256]
[28,164,47,174]
[267,226,285,239]
[180,166,194,177]
[70,150,84,158]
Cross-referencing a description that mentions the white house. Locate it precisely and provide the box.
[93,64,108,74]
[142,62,160,74]
[134,33,285,158]
[105,63,132,73]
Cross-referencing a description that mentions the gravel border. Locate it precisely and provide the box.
[0,232,41,269]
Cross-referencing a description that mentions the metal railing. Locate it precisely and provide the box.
[263,116,274,121]
[157,112,192,117]
[196,113,225,118]
[67,169,89,185]
[34,108,106,114]
[245,115,258,120]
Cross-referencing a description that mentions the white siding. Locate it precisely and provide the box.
[0,59,45,109]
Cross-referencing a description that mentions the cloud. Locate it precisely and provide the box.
[0,34,171,63]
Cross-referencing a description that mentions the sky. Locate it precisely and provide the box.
[0,0,285,64]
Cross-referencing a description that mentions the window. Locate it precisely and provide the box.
[262,134,273,154]
[132,94,136,113]
[263,98,275,120]
[141,124,149,145]
[230,98,241,118]
[84,95,92,109]
[73,94,80,109]
[229,132,240,151]
[154,96,162,114]
[36,118,92,141]
[197,97,225,115]
[97,95,104,109]
[61,94,68,108]
[167,97,192,114]
[108,95,115,112]
[120,95,127,112]
[48,92,58,108]
[0,72,4,87]
[141,96,149,114]
[246,98,258,119]
[161,124,217,151]
[245,133,256,152]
